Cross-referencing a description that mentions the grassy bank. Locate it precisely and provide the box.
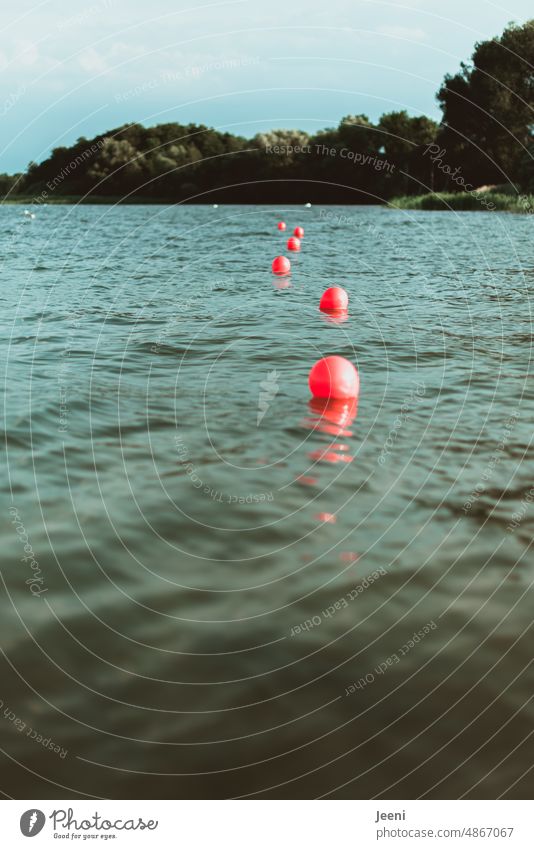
[390,190,534,213]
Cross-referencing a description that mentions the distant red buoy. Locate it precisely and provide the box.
[320,286,348,312]
[272,255,291,275]
[278,221,286,231]
[315,512,337,523]
[308,356,359,400]
[294,226,304,238]
[287,236,301,252]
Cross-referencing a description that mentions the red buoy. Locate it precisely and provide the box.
[315,512,337,523]
[294,226,304,238]
[278,221,286,231]
[287,236,301,252]
[320,286,348,312]
[272,255,291,275]
[308,356,359,400]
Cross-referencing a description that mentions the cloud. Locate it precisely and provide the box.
[12,39,40,68]
[78,47,109,74]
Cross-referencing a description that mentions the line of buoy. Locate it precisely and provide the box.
[272,218,359,401]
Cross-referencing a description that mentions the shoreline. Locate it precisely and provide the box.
[389,191,534,213]
[2,192,533,212]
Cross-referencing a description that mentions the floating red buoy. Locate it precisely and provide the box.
[320,286,348,312]
[278,221,286,231]
[272,255,291,275]
[294,226,304,238]
[308,356,359,400]
[315,512,337,523]
[287,236,301,252]
[340,551,360,563]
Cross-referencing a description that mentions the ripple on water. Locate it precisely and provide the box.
[2,204,534,799]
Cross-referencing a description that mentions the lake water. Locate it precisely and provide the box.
[1,203,533,799]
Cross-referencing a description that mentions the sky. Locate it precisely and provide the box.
[1,0,532,173]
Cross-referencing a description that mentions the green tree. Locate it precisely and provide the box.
[0,173,22,196]
[252,129,310,169]
[437,20,534,188]
[378,111,438,194]
[87,138,144,191]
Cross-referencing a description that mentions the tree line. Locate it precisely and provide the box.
[2,19,532,203]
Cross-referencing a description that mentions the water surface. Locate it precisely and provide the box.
[1,203,533,798]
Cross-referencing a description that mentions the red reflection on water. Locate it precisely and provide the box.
[296,475,318,486]
[320,310,349,325]
[303,399,358,464]
[308,448,353,464]
[272,276,291,290]
[304,397,358,438]
[340,551,360,563]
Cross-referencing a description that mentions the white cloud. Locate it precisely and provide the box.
[12,39,40,67]
[78,47,109,74]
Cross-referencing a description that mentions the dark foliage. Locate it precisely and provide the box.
[436,20,534,189]
[7,116,438,203]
